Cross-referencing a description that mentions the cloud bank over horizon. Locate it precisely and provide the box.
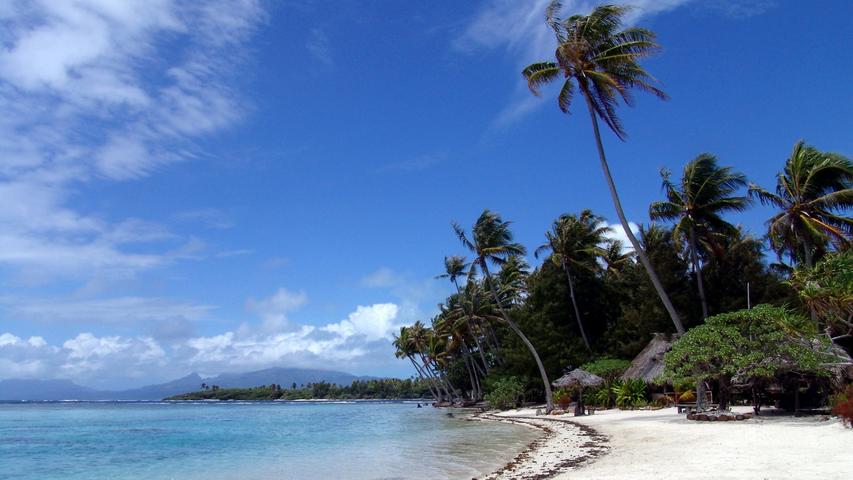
[0,288,409,390]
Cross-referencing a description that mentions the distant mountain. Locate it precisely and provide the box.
[210,367,367,389]
[110,373,203,401]
[0,379,106,401]
[0,368,374,401]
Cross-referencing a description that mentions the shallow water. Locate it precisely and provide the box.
[0,401,539,480]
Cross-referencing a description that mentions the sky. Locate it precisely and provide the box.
[0,0,850,390]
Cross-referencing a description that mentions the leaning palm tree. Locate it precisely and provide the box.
[749,140,852,268]
[453,209,554,412]
[649,154,750,319]
[534,210,609,350]
[523,2,684,334]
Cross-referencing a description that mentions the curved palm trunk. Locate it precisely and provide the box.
[561,259,591,350]
[689,227,709,319]
[453,280,492,374]
[419,353,453,401]
[409,356,440,401]
[481,260,554,413]
[582,92,685,334]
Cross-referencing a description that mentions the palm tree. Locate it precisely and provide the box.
[522,2,684,334]
[436,256,491,374]
[453,209,554,412]
[393,326,441,401]
[601,239,631,275]
[649,154,750,319]
[534,210,609,350]
[749,140,852,268]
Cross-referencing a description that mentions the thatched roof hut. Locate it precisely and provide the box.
[552,368,604,389]
[622,333,676,383]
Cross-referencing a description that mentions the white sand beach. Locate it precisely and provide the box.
[482,407,853,480]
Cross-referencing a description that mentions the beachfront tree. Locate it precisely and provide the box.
[789,251,853,343]
[393,326,440,401]
[664,305,832,412]
[453,209,555,412]
[535,210,609,350]
[437,256,493,374]
[749,141,852,268]
[649,154,750,319]
[522,2,684,334]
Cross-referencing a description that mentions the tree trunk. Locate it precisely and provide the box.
[696,380,707,411]
[562,259,591,350]
[481,260,554,412]
[409,357,439,401]
[454,280,491,374]
[582,91,685,334]
[462,350,477,400]
[718,375,731,411]
[689,227,709,319]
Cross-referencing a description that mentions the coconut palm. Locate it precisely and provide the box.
[522,2,684,334]
[393,327,440,401]
[601,239,631,275]
[453,209,554,412]
[436,256,468,290]
[436,256,492,374]
[649,154,750,319]
[534,210,609,350]
[749,140,852,268]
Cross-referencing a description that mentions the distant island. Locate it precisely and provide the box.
[165,378,431,401]
[0,367,389,401]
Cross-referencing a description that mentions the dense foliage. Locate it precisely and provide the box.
[166,378,432,401]
[389,2,851,414]
[664,306,834,408]
[483,377,524,410]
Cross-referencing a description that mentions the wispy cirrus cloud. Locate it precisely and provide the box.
[0,0,264,282]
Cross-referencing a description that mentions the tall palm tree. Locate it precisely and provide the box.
[534,210,609,350]
[749,140,852,268]
[649,154,750,319]
[522,2,684,334]
[453,209,554,412]
[436,256,491,374]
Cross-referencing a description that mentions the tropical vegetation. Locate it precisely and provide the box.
[389,2,851,418]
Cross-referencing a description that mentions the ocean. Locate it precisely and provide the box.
[0,401,539,480]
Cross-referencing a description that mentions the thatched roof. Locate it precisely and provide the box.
[552,368,604,388]
[622,333,676,383]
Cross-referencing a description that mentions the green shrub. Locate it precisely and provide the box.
[553,388,573,408]
[613,378,647,409]
[581,358,631,380]
[484,376,524,410]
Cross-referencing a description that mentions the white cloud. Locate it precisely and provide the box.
[0,301,407,388]
[602,221,640,253]
[456,0,695,128]
[323,303,400,341]
[245,288,308,332]
[0,0,264,281]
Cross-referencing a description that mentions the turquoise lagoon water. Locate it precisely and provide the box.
[0,401,539,480]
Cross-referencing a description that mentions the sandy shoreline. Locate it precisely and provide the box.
[479,406,853,480]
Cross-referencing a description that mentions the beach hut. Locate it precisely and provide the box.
[621,333,674,384]
[552,368,604,416]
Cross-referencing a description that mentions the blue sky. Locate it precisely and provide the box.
[0,0,850,389]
